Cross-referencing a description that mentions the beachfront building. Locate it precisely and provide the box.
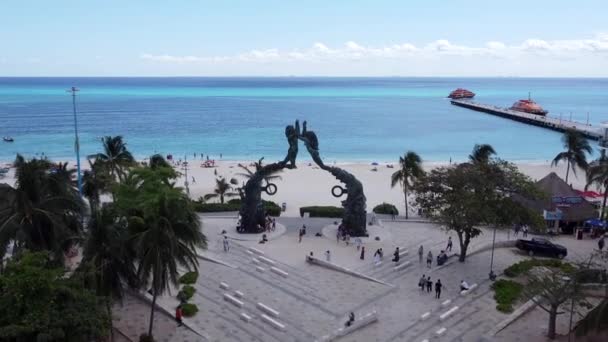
[520,172,597,234]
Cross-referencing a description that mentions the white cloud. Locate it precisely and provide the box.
[137,33,608,76]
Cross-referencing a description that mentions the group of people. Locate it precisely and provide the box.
[419,274,443,299]
[265,215,277,232]
[514,224,530,238]
[336,223,351,245]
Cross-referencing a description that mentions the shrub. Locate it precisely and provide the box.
[177,285,196,302]
[491,279,523,313]
[373,203,399,215]
[504,259,574,278]
[178,271,199,285]
[195,199,281,216]
[181,303,199,317]
[299,206,344,218]
[192,202,240,212]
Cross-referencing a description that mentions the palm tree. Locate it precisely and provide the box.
[149,154,172,170]
[0,155,84,259]
[469,144,496,164]
[127,186,206,338]
[204,177,238,204]
[79,205,138,341]
[391,151,424,219]
[552,129,592,183]
[586,155,608,220]
[82,158,112,212]
[89,136,135,182]
[236,158,282,184]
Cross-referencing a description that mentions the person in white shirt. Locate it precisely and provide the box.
[325,250,331,262]
[460,280,470,291]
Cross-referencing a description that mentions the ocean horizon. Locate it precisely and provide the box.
[1,77,607,163]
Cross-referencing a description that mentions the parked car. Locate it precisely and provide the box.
[515,238,568,259]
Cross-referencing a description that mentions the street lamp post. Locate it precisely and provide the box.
[489,225,497,280]
[67,87,83,196]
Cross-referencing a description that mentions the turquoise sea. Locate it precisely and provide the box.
[1,77,607,163]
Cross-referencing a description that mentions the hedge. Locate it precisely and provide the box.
[504,259,574,278]
[299,206,344,218]
[178,271,199,285]
[177,285,196,302]
[491,279,523,313]
[181,303,199,317]
[373,203,399,215]
[194,199,281,216]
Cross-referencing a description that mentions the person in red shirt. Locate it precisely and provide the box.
[176,305,183,327]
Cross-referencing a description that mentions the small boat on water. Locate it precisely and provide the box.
[448,88,475,99]
[3,136,14,142]
[510,94,548,116]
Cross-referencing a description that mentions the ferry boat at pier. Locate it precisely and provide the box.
[509,94,548,116]
[448,88,475,99]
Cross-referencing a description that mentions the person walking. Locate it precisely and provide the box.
[418,245,424,263]
[446,237,453,252]
[435,279,443,299]
[522,225,529,238]
[325,250,331,262]
[392,247,400,262]
[599,236,605,251]
[175,305,183,327]
[419,274,426,291]
[426,251,433,268]
[373,249,381,264]
[223,236,230,252]
[360,246,365,260]
[298,227,304,243]
[426,276,432,293]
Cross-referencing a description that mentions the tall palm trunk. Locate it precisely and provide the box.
[220,194,224,204]
[107,299,114,342]
[601,183,608,221]
[565,159,571,184]
[148,291,157,337]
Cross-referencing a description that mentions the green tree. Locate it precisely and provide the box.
[79,205,139,341]
[414,158,539,262]
[114,166,206,339]
[552,129,592,183]
[521,265,585,340]
[204,177,238,204]
[0,155,84,260]
[391,151,424,219]
[89,136,135,182]
[586,155,608,220]
[0,252,110,341]
[469,144,496,164]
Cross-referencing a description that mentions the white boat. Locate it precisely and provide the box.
[3,136,14,142]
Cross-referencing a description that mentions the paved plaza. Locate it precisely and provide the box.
[113,215,603,341]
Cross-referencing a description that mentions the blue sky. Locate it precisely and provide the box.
[1,0,607,76]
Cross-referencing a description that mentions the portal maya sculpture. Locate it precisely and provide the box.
[238,120,367,236]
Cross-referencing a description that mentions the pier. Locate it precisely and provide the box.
[450,99,604,141]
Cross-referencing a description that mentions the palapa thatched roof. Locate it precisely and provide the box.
[522,172,597,222]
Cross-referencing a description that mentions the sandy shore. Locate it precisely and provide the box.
[0,158,594,217]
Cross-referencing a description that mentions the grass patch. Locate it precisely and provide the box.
[491,279,523,313]
[178,271,199,285]
[504,259,574,278]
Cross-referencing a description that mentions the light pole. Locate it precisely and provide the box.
[67,87,83,196]
[182,154,190,196]
[489,225,497,280]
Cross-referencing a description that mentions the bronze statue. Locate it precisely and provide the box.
[298,121,368,236]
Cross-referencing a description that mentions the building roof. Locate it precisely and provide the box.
[523,172,597,222]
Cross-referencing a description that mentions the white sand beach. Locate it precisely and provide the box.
[0,158,594,216]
